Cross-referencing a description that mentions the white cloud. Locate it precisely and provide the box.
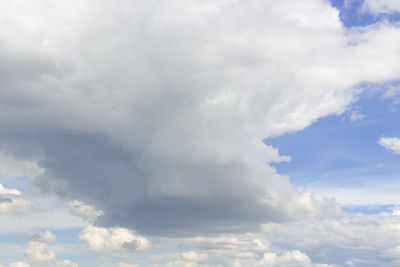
[233,250,313,267]
[55,260,79,267]
[26,231,56,263]
[24,231,79,266]
[378,136,400,154]
[0,198,35,214]
[383,84,400,99]
[79,225,150,252]
[28,231,56,244]
[393,198,400,216]
[0,184,36,214]
[181,251,208,262]
[350,110,364,121]
[68,200,103,220]
[26,240,55,262]
[149,209,400,266]
[0,184,20,196]
[363,0,400,14]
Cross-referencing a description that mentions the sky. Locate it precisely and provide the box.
[0,0,400,266]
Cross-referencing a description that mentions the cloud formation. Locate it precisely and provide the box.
[79,226,150,252]
[1,0,400,238]
[23,231,79,267]
[26,231,56,263]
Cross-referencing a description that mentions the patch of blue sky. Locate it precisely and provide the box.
[266,82,400,213]
[331,0,400,27]
[342,204,393,214]
[0,233,26,265]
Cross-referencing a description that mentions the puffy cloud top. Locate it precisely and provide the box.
[79,226,150,251]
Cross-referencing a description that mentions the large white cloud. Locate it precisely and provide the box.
[1,0,400,236]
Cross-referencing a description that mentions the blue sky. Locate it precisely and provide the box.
[267,86,400,211]
[1,0,400,266]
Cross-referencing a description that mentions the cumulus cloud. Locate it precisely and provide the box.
[24,231,79,266]
[68,200,103,220]
[378,136,400,154]
[79,225,150,252]
[26,241,55,262]
[26,231,56,263]
[1,0,400,236]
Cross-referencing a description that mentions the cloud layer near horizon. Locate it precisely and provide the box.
[1,0,400,237]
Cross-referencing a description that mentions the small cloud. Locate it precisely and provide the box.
[0,184,21,196]
[378,136,400,154]
[56,260,79,267]
[350,110,364,122]
[68,200,103,220]
[383,85,400,99]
